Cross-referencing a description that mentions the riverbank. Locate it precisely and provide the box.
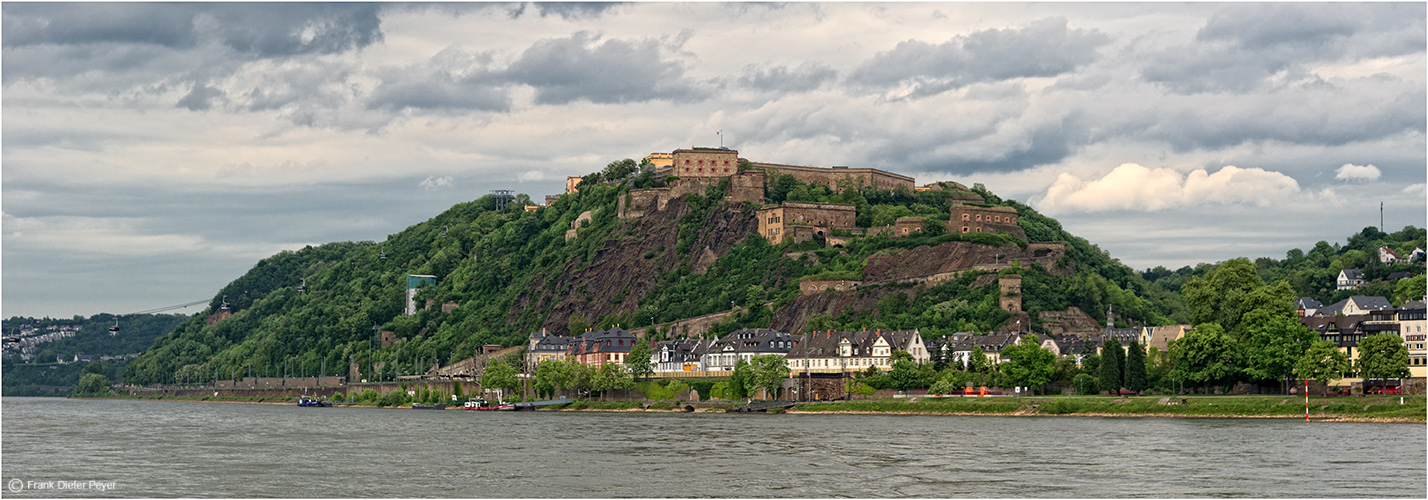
[786,394,1427,423]
[72,393,1426,422]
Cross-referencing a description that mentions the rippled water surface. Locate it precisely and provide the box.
[3,397,1424,497]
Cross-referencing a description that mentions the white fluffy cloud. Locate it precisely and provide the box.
[1335,163,1382,181]
[1036,163,1302,214]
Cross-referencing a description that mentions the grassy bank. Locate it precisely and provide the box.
[789,395,1427,422]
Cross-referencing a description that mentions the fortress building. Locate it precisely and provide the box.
[672,148,741,177]
[749,161,914,191]
[950,202,1019,235]
[756,202,857,245]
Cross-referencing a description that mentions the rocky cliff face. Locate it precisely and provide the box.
[515,197,758,335]
[769,284,925,334]
[862,241,1070,281]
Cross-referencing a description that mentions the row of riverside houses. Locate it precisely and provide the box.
[527,326,931,376]
[1296,294,1427,387]
[528,318,1192,382]
[526,326,639,370]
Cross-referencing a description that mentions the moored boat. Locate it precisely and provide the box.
[297,397,331,407]
[411,403,447,410]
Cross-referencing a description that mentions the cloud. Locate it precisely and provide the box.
[1335,163,1382,181]
[531,2,622,20]
[366,47,511,113]
[1037,163,1302,214]
[848,17,1109,98]
[1,3,384,57]
[503,31,704,105]
[1142,3,1425,94]
[737,62,838,93]
[419,176,454,190]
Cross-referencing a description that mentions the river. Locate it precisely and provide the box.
[1,397,1423,498]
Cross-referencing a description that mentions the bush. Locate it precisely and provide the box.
[359,389,380,403]
[331,391,345,402]
[1073,373,1099,395]
[73,373,112,397]
[378,390,408,407]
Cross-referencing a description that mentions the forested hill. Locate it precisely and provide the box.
[2,313,187,396]
[1141,226,1426,306]
[123,161,1192,385]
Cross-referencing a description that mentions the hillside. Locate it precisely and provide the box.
[122,160,1189,385]
[1141,226,1425,305]
[2,313,187,396]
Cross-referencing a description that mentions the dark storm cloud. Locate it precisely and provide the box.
[848,17,1109,97]
[1120,82,1426,153]
[1142,3,1425,94]
[503,31,704,105]
[1,3,384,57]
[737,63,838,93]
[873,116,1085,175]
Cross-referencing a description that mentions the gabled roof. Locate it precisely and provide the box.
[1300,314,1369,337]
[1349,295,1393,311]
[1387,272,1415,281]
[785,329,919,358]
[1398,300,1426,313]
[1339,269,1364,280]
[1295,297,1323,309]
[1313,296,1389,316]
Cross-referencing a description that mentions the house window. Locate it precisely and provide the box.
[962,227,969,234]
[724,160,731,166]
[698,160,704,166]
[724,169,730,173]
[962,214,970,221]
[976,227,982,232]
[976,215,982,221]
[995,216,1001,222]
[685,160,690,165]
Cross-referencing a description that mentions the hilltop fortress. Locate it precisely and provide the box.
[608,147,1027,245]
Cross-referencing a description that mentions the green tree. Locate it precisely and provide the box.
[602,158,639,180]
[969,346,990,373]
[73,373,111,397]
[1181,259,1296,336]
[921,218,947,237]
[1099,338,1123,393]
[1072,373,1098,395]
[1356,333,1410,384]
[533,359,570,398]
[1080,352,1101,378]
[728,358,751,400]
[1123,339,1148,394]
[1394,274,1426,305]
[1239,308,1317,390]
[481,359,519,400]
[1169,323,1239,390]
[999,341,1054,393]
[888,351,923,391]
[1295,340,1350,396]
[749,354,789,399]
[626,342,654,381]
[594,362,633,401]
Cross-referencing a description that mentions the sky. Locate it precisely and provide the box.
[3,2,1425,319]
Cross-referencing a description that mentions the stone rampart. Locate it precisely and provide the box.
[752,162,914,191]
[629,309,741,339]
[618,171,765,220]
